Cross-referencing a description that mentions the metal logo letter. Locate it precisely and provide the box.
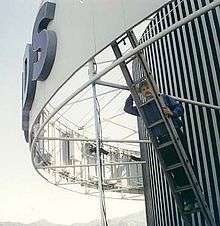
[32,2,57,81]
[21,2,57,142]
[22,44,37,112]
[22,44,37,142]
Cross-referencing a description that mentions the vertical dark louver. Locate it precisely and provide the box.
[135,0,220,225]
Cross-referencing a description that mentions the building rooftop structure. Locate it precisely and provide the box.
[22,1,220,225]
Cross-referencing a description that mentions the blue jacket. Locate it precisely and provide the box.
[124,94,184,130]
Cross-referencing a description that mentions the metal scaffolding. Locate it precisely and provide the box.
[29,1,220,225]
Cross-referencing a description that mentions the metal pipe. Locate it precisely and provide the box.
[55,176,143,184]
[103,176,143,181]
[108,112,125,120]
[96,59,115,64]
[104,161,146,166]
[102,186,143,192]
[38,137,151,143]
[38,164,97,169]
[37,161,146,170]
[90,60,107,226]
[82,90,123,128]
[103,118,137,132]
[96,80,129,90]
[168,95,220,111]
[96,81,220,110]
[121,131,138,140]
[65,89,119,106]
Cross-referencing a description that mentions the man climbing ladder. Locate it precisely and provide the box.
[111,29,216,226]
[124,80,196,212]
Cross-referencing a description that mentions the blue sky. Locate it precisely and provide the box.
[0,0,145,224]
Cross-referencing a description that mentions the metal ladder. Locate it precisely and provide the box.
[111,30,216,226]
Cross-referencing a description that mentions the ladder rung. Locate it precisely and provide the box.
[140,98,154,107]
[147,119,164,129]
[157,141,173,150]
[166,163,183,172]
[175,185,193,193]
[132,77,147,86]
[183,207,201,215]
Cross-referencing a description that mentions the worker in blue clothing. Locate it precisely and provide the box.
[124,81,184,138]
[124,80,196,212]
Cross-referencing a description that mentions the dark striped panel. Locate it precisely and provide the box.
[135,0,220,225]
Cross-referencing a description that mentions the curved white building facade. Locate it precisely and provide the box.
[21,0,220,226]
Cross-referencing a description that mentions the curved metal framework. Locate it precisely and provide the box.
[28,0,220,225]
[33,108,146,197]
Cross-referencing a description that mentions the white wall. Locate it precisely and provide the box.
[30,0,166,130]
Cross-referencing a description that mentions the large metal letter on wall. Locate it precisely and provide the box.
[22,2,57,142]
[32,2,57,81]
[22,44,37,142]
